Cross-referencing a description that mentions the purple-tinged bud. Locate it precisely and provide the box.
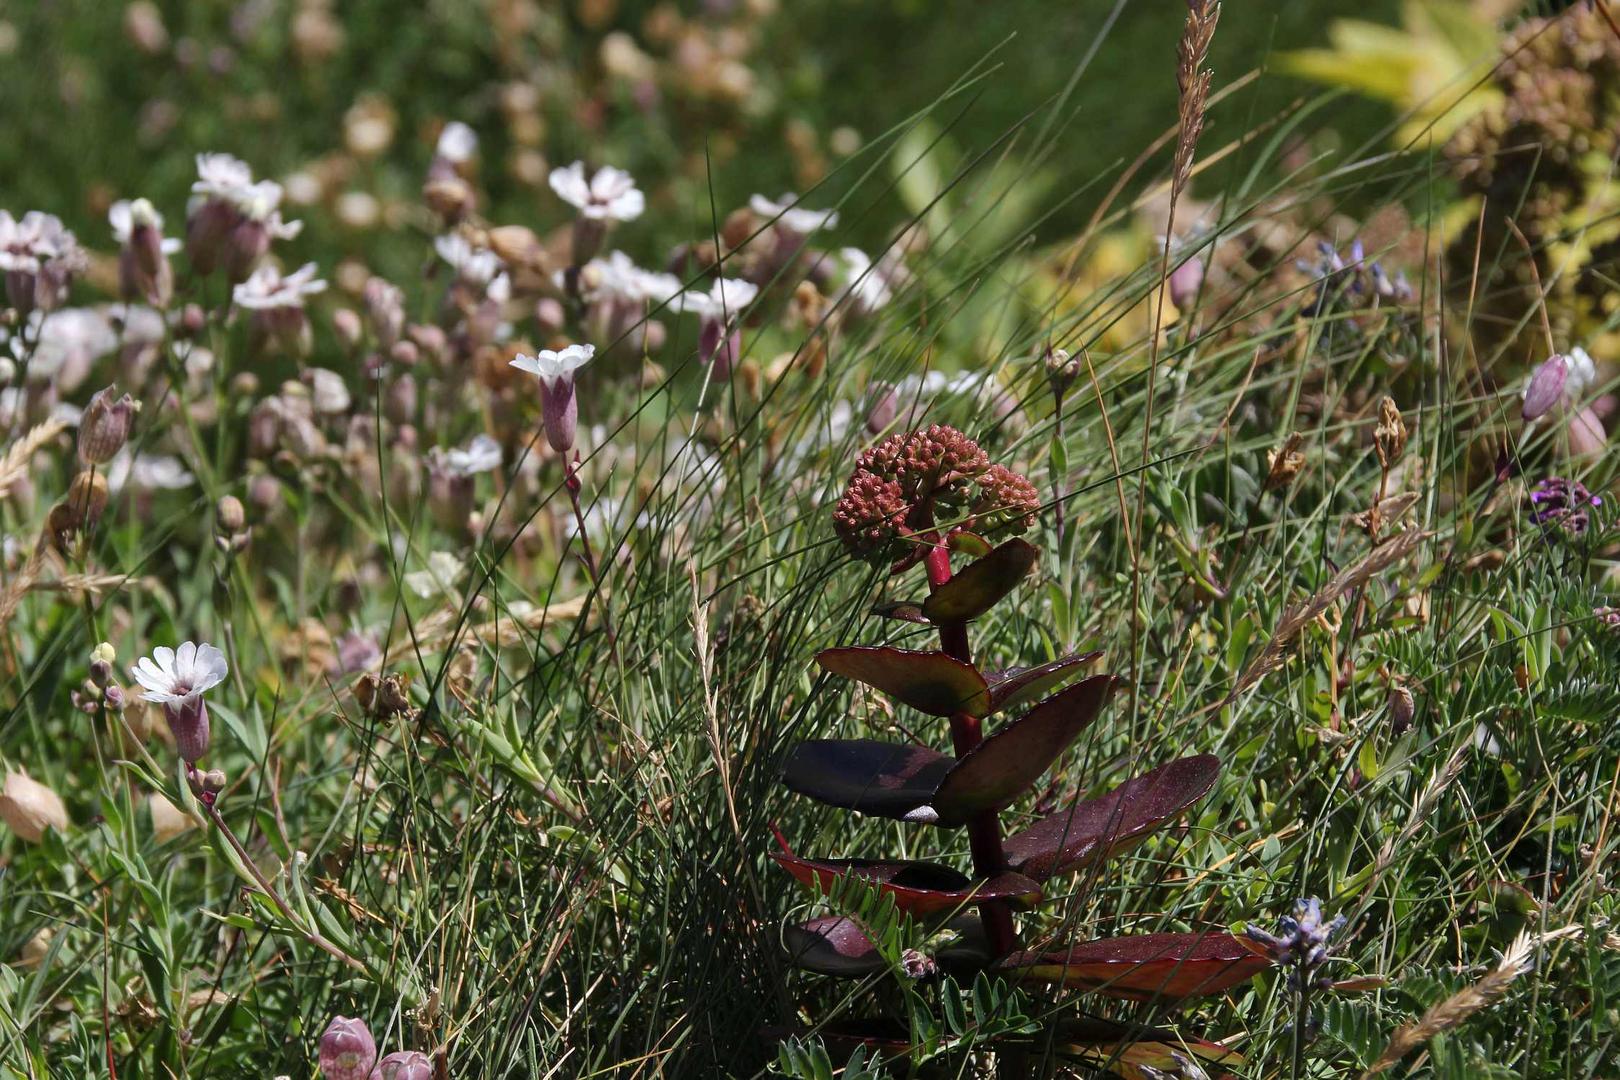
[216,494,246,534]
[116,199,175,307]
[103,684,127,711]
[540,376,578,454]
[865,382,898,435]
[1168,254,1204,311]
[178,303,207,339]
[77,387,140,465]
[165,698,211,763]
[363,277,405,349]
[332,308,364,351]
[197,768,227,794]
[385,374,418,426]
[390,340,420,367]
[249,474,283,514]
[1522,355,1568,421]
[428,466,476,532]
[571,217,607,269]
[373,1051,433,1080]
[408,323,447,363]
[186,199,240,276]
[535,297,566,334]
[222,218,271,284]
[90,642,116,688]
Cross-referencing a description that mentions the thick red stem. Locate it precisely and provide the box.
[925,538,1018,959]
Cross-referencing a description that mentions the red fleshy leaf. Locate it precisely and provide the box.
[1002,755,1220,881]
[771,852,1041,916]
[815,645,991,717]
[921,539,1038,624]
[928,675,1118,826]
[783,916,885,977]
[781,739,955,821]
[985,651,1103,714]
[1001,931,1271,1000]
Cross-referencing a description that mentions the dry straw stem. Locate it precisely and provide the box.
[383,594,586,665]
[1361,925,1585,1077]
[0,532,49,634]
[0,417,68,500]
[1224,527,1429,704]
[1353,741,1469,903]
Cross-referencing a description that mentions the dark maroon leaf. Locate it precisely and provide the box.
[815,645,991,717]
[870,600,930,624]
[1002,755,1220,881]
[986,651,1104,714]
[783,916,885,977]
[781,739,954,820]
[921,539,1038,624]
[1000,931,1271,1000]
[927,675,1118,826]
[771,853,1041,916]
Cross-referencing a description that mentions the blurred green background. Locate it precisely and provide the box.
[0,0,1401,267]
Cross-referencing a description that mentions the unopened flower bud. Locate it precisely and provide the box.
[216,494,246,535]
[78,386,139,465]
[373,1051,433,1080]
[178,303,207,339]
[0,771,69,843]
[540,377,578,454]
[1168,254,1204,311]
[535,297,566,334]
[1044,346,1082,395]
[18,927,53,969]
[198,768,227,794]
[318,1016,378,1080]
[865,382,898,435]
[103,684,127,711]
[223,218,271,284]
[385,374,417,426]
[332,308,363,351]
[363,277,405,350]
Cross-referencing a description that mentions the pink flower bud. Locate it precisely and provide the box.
[865,382,898,435]
[1168,254,1204,311]
[223,218,271,284]
[317,1016,377,1080]
[363,277,406,349]
[186,199,240,276]
[1522,354,1568,421]
[373,1051,433,1080]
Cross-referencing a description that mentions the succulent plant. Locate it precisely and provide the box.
[772,426,1271,1075]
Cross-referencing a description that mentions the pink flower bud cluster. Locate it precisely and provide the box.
[832,425,1041,558]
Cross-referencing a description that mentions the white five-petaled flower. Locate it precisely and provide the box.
[511,344,595,453]
[434,233,511,302]
[131,642,229,707]
[549,162,645,222]
[435,121,479,165]
[509,344,596,390]
[190,153,256,203]
[677,278,759,323]
[109,200,183,254]
[749,193,839,234]
[437,433,503,477]
[131,641,229,762]
[232,263,328,310]
[569,250,683,307]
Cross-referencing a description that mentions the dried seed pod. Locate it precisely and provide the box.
[0,771,69,843]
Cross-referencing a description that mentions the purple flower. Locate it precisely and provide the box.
[1527,476,1602,536]
[1245,897,1345,992]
